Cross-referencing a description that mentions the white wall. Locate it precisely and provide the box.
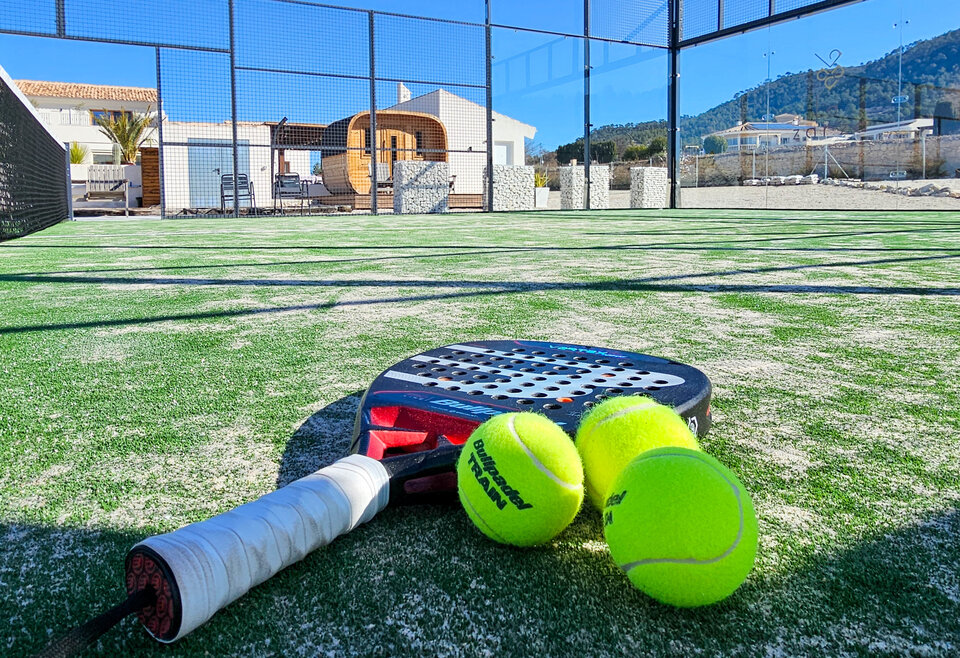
[160,122,273,212]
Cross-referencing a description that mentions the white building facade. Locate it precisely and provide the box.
[15,80,156,165]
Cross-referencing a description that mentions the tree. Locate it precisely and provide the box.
[622,144,647,161]
[703,135,727,155]
[556,138,616,164]
[647,136,668,156]
[525,140,549,165]
[556,138,584,165]
[312,162,322,176]
[592,140,617,164]
[95,108,155,164]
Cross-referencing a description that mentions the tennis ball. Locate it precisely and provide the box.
[603,447,758,607]
[575,396,700,508]
[457,412,584,547]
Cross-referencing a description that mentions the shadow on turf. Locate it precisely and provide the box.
[276,392,366,487]
[10,244,960,278]
[3,253,960,335]
[8,499,956,656]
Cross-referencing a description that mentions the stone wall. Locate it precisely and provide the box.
[630,167,668,209]
[484,165,534,211]
[683,135,960,187]
[393,161,449,214]
[559,165,610,209]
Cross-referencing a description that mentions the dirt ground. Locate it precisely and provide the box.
[546,179,960,211]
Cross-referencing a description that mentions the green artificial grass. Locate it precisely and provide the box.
[1,209,958,656]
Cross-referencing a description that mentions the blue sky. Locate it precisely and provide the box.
[0,0,955,149]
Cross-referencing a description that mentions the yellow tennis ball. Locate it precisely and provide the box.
[603,447,758,607]
[457,412,584,547]
[575,396,700,508]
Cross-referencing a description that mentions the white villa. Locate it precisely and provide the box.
[853,118,934,141]
[17,79,536,211]
[706,113,835,152]
[16,80,156,164]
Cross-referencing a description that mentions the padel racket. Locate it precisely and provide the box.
[39,340,711,656]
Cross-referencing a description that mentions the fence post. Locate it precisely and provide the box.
[155,46,166,218]
[63,142,74,221]
[369,11,378,214]
[583,0,591,209]
[667,0,681,208]
[485,0,494,212]
[228,0,240,217]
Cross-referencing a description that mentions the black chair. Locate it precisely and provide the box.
[220,174,256,213]
[274,173,304,213]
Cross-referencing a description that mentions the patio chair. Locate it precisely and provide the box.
[274,173,304,213]
[370,162,393,193]
[220,174,256,213]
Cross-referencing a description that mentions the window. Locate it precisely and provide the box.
[362,128,372,155]
[93,152,116,164]
[493,141,514,165]
[415,131,423,156]
[90,110,133,124]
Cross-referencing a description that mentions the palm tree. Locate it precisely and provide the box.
[94,108,155,164]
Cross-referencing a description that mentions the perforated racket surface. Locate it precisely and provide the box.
[351,339,712,504]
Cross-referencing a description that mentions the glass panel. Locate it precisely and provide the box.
[589,40,668,209]
[493,27,585,210]
[680,0,960,211]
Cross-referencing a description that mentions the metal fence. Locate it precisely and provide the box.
[4,0,954,223]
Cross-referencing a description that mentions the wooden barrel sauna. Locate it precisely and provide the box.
[321,110,447,195]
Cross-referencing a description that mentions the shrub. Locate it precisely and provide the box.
[703,135,727,155]
[622,145,647,161]
[69,142,88,165]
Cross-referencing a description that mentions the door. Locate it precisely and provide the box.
[187,138,250,208]
[494,141,513,165]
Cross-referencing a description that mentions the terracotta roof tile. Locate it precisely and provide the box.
[14,80,156,103]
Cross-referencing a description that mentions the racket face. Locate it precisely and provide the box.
[350,340,712,503]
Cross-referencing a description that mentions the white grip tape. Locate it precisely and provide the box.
[133,454,390,642]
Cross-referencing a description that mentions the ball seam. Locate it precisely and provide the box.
[460,487,511,544]
[614,451,746,572]
[507,415,581,491]
[584,400,660,444]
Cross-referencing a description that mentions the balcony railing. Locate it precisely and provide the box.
[37,109,93,127]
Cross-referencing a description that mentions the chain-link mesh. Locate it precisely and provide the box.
[592,0,669,47]
[0,0,58,36]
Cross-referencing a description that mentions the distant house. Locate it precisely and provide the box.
[15,80,156,164]
[853,118,934,141]
[387,83,536,194]
[706,114,836,152]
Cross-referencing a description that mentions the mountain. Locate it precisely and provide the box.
[582,27,960,151]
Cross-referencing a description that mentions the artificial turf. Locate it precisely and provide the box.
[1,209,958,656]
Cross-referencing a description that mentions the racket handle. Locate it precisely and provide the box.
[131,454,390,642]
